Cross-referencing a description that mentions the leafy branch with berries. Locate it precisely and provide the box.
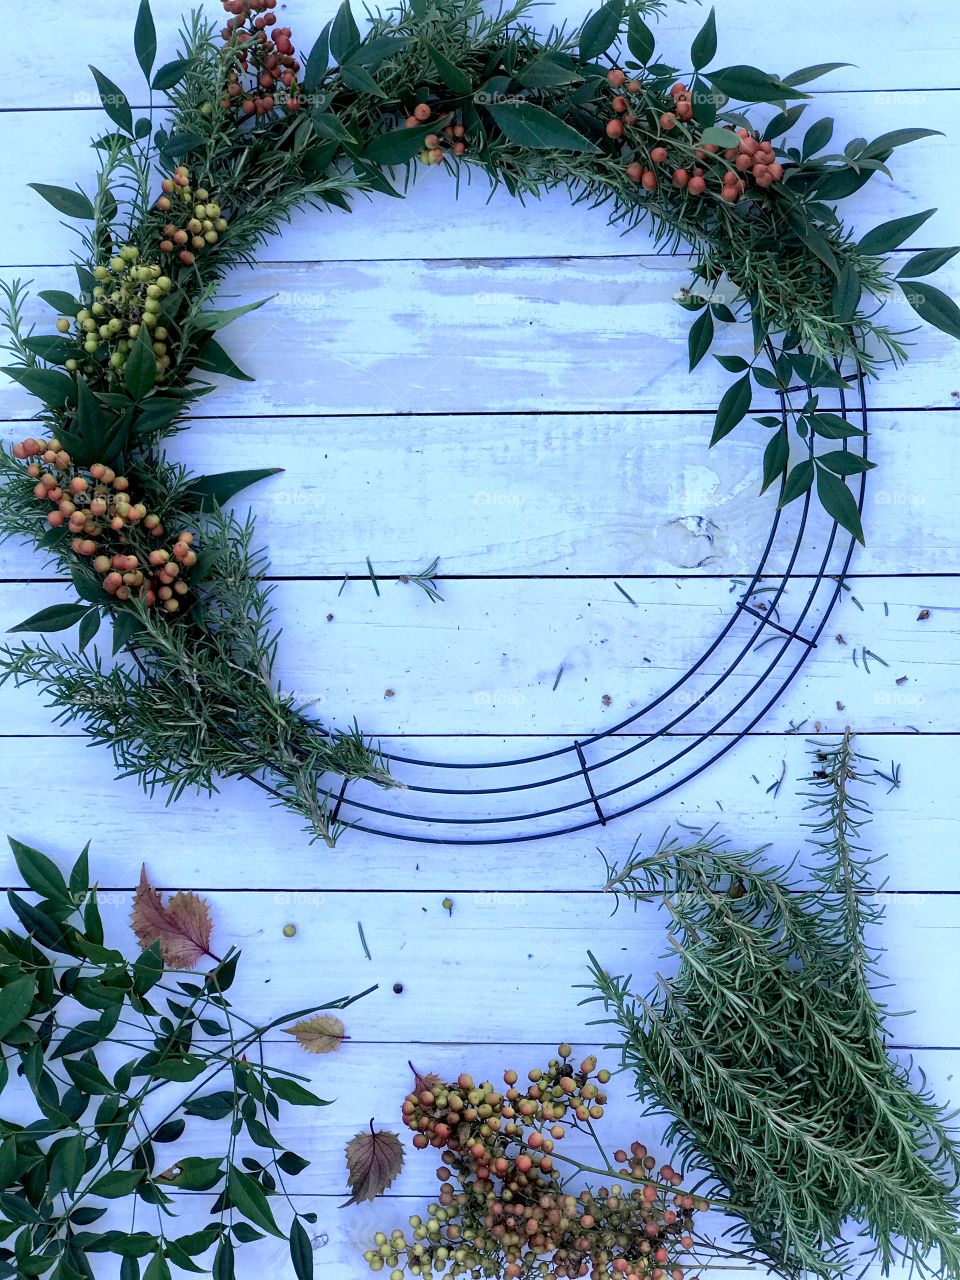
[1,0,957,841]
[0,836,374,1280]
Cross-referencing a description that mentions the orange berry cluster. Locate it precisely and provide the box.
[403,104,469,164]
[156,167,229,267]
[12,437,196,613]
[608,75,785,202]
[364,1049,703,1279]
[219,0,303,116]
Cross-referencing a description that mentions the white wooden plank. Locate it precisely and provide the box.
[0,575,949,736]
[15,0,959,107]
[4,254,957,424]
[0,887,952,1043]
[6,92,957,264]
[0,732,952,889]
[2,408,952,579]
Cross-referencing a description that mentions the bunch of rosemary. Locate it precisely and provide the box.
[586,732,960,1280]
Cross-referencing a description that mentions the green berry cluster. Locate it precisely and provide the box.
[363,1049,704,1280]
[63,249,174,380]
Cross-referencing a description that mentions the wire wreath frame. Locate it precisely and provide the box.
[282,358,868,845]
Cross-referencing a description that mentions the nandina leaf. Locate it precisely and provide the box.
[303,22,332,93]
[130,866,215,969]
[89,66,133,135]
[426,42,473,95]
[2,365,76,409]
[782,61,850,87]
[290,1217,314,1279]
[898,279,960,342]
[126,325,157,401]
[578,0,624,63]
[330,0,361,64]
[0,976,35,1040]
[182,467,283,512]
[710,374,752,445]
[134,0,157,81]
[708,64,809,105]
[486,102,597,153]
[227,1164,284,1237]
[896,246,960,279]
[690,7,717,71]
[27,184,95,220]
[816,464,865,543]
[152,59,193,92]
[8,836,71,903]
[283,1014,345,1055]
[626,13,654,64]
[687,307,714,371]
[8,603,91,634]
[857,209,936,256]
[342,1121,404,1205]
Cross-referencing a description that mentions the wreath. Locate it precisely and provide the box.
[1,0,956,844]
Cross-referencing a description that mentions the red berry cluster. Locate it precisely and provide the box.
[607,74,785,202]
[156,167,229,267]
[12,438,196,613]
[364,1049,705,1280]
[218,0,303,116]
[403,103,469,164]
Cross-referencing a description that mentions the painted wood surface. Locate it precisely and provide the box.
[1,0,959,1274]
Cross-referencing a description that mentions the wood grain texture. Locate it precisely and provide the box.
[0,0,958,1273]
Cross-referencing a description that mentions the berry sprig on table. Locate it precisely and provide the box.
[11,437,196,610]
[364,1048,707,1280]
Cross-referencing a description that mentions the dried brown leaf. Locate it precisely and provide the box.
[130,865,215,969]
[342,1121,404,1206]
[408,1061,444,1095]
[282,1013,346,1055]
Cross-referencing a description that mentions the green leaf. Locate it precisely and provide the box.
[486,101,597,152]
[150,1056,207,1083]
[687,308,714,371]
[516,56,583,89]
[857,209,936,256]
[426,43,473,95]
[121,1259,141,1280]
[277,1151,311,1175]
[896,246,960,279]
[50,1133,86,1198]
[134,0,157,80]
[782,62,850,87]
[153,1119,186,1144]
[28,183,95,220]
[144,1252,172,1280]
[816,465,864,542]
[193,296,274,333]
[362,119,447,166]
[860,127,940,158]
[89,66,133,134]
[791,353,850,388]
[90,1169,144,1199]
[267,1076,332,1107]
[698,126,738,150]
[787,213,839,277]
[78,608,102,653]
[70,842,90,901]
[303,22,332,93]
[579,0,624,62]
[707,65,809,104]
[152,58,193,92]
[690,8,717,70]
[760,425,790,494]
[714,354,750,373]
[64,1057,114,1095]
[778,458,815,507]
[212,1240,235,1280]
[710,374,753,445]
[831,261,861,323]
[816,449,874,476]
[112,609,143,657]
[290,1219,314,1280]
[802,116,834,160]
[184,468,282,512]
[125,325,157,400]
[227,1165,284,1238]
[8,836,70,902]
[38,290,82,316]
[626,14,654,65]
[8,603,91,635]
[0,976,35,1040]
[2,364,76,408]
[330,0,361,64]
[183,1091,234,1120]
[339,61,386,98]
[898,280,960,341]
[170,1157,224,1191]
[807,412,865,439]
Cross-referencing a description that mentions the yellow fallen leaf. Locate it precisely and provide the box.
[283,1013,346,1054]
